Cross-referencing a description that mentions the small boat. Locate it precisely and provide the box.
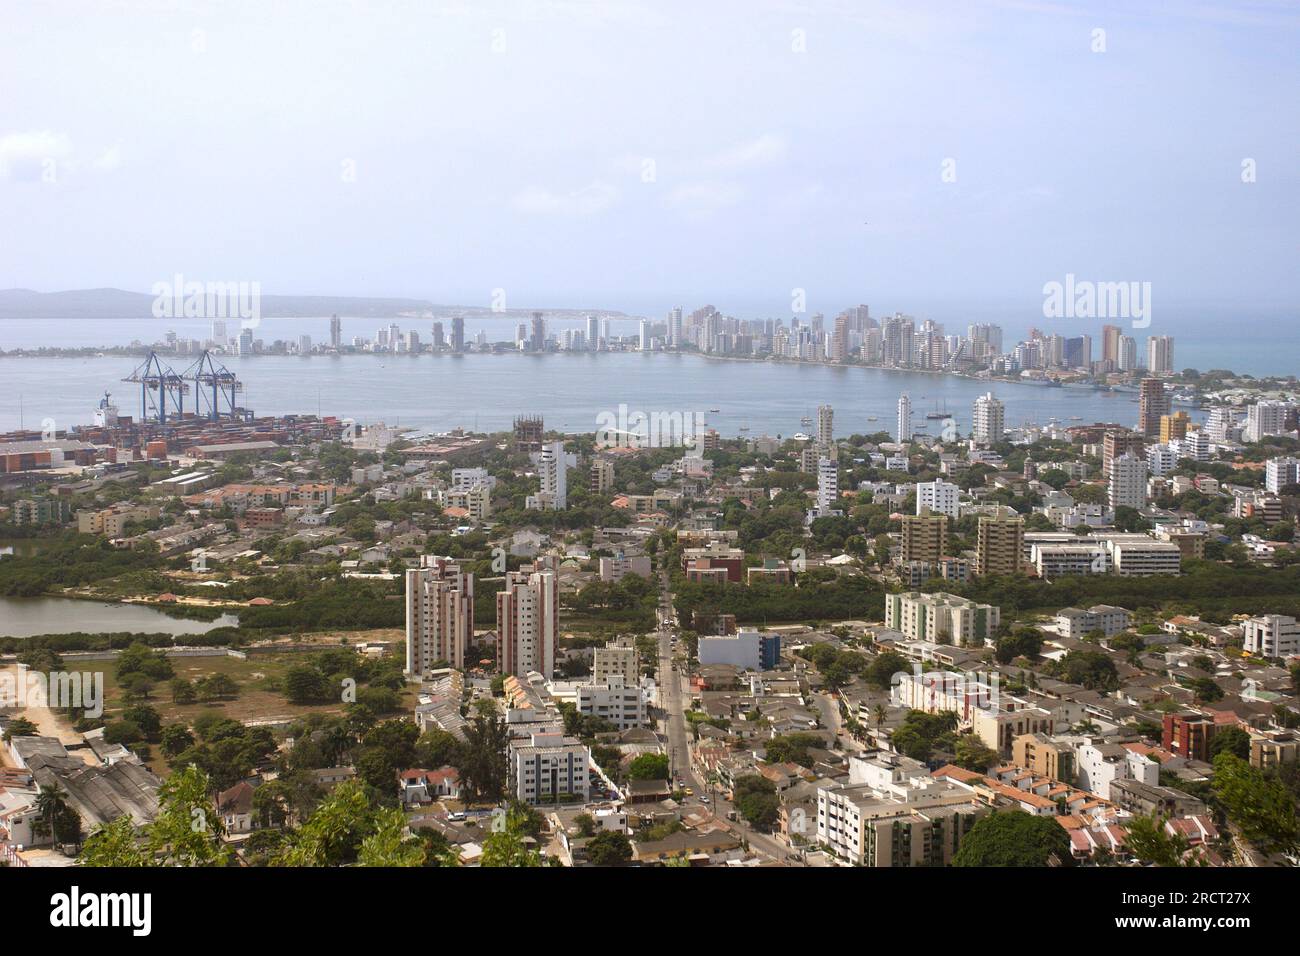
[866,415,878,422]
[709,408,721,413]
[738,423,750,431]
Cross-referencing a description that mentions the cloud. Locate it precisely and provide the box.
[0,130,72,181]
[666,181,745,217]
[512,180,619,216]
[706,134,788,170]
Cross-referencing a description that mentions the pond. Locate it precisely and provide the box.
[0,596,239,639]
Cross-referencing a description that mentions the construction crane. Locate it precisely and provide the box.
[123,351,188,424]
[181,350,245,422]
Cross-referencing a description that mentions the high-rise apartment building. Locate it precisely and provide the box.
[1108,452,1148,510]
[974,512,1024,576]
[1147,335,1174,375]
[528,441,567,510]
[897,393,913,443]
[971,392,1005,445]
[816,458,839,515]
[329,314,341,349]
[900,514,949,564]
[589,458,615,494]
[916,479,961,519]
[1137,378,1170,437]
[405,556,475,676]
[497,559,559,679]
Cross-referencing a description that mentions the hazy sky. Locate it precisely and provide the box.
[2,0,1297,322]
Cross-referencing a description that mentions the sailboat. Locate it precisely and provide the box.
[925,398,949,420]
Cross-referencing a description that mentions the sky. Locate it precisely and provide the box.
[1,0,1298,327]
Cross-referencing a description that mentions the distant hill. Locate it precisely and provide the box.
[0,287,435,319]
[0,288,633,320]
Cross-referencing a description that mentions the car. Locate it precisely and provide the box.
[684,787,694,796]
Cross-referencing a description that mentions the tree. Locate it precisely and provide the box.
[573,813,597,838]
[1123,814,1200,867]
[865,651,910,690]
[33,783,82,847]
[357,808,427,867]
[626,753,670,780]
[1189,677,1223,703]
[953,735,1000,774]
[480,808,546,867]
[585,830,633,866]
[458,713,509,803]
[276,781,379,866]
[79,816,149,867]
[159,724,195,758]
[146,764,230,866]
[995,627,1043,664]
[2,716,38,741]
[732,775,780,832]
[953,811,1072,867]
[1211,753,1300,855]
[1208,726,1251,761]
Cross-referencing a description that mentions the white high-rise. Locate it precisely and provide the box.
[1109,452,1148,510]
[916,479,961,518]
[971,392,1005,445]
[586,315,600,351]
[639,319,652,351]
[897,394,913,443]
[1244,401,1290,443]
[816,458,839,515]
[669,306,683,348]
[1147,335,1175,376]
[531,441,568,510]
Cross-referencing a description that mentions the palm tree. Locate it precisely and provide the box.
[34,783,77,847]
[872,705,887,732]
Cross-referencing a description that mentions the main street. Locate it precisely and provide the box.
[653,568,801,865]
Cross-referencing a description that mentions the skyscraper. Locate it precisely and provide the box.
[816,457,839,515]
[1109,452,1148,510]
[897,393,913,443]
[1138,378,1170,438]
[639,319,652,351]
[975,512,1024,576]
[817,405,834,447]
[971,392,1005,445]
[329,313,341,349]
[530,311,546,352]
[587,314,600,351]
[451,316,465,352]
[1147,335,1174,376]
[669,306,683,348]
[405,556,474,676]
[528,441,567,510]
[1101,324,1122,366]
[497,558,559,679]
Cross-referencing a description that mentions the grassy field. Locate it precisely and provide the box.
[95,629,415,727]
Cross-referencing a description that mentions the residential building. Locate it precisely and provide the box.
[697,632,781,671]
[589,458,615,494]
[1162,713,1216,762]
[971,392,1005,445]
[497,560,559,679]
[597,553,653,582]
[405,556,475,676]
[897,393,913,443]
[1241,614,1300,659]
[1012,734,1074,783]
[592,642,640,687]
[916,479,960,519]
[884,591,999,646]
[900,514,948,563]
[1055,605,1131,639]
[1108,453,1147,510]
[816,785,986,866]
[1137,378,1170,438]
[577,678,646,730]
[974,512,1023,576]
[508,732,590,805]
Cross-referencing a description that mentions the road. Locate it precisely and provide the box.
[652,568,800,865]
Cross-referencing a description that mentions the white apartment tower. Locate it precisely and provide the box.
[405,556,475,676]
[916,479,961,518]
[1108,452,1148,510]
[897,393,914,443]
[971,392,1005,445]
[529,441,568,510]
[1147,335,1175,376]
[816,457,839,515]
